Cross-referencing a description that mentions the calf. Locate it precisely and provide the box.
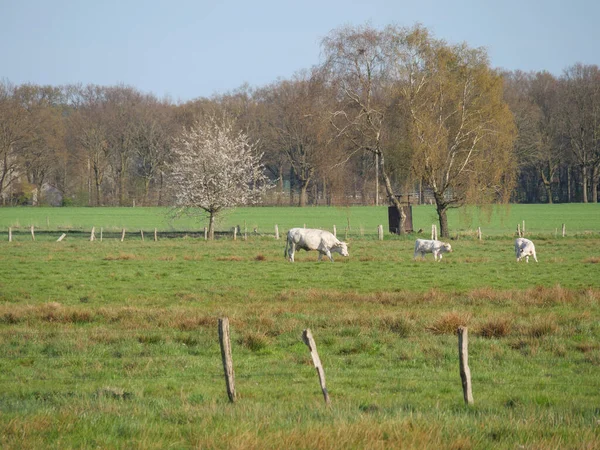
[284,228,349,262]
[515,237,538,263]
[413,239,452,261]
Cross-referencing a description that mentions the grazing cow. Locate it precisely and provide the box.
[515,237,538,263]
[413,239,452,261]
[284,228,349,262]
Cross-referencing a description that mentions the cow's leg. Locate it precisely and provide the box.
[433,251,439,261]
[325,250,334,262]
[525,255,529,263]
[318,252,323,261]
[289,243,296,262]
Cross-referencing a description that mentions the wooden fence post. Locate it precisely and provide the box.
[302,329,330,405]
[378,224,383,241]
[90,227,95,242]
[8,227,11,242]
[121,229,126,242]
[458,327,474,406]
[233,227,237,241]
[275,224,279,240]
[31,225,35,241]
[57,233,66,242]
[522,220,526,236]
[562,223,566,237]
[154,228,157,242]
[100,227,103,242]
[431,224,438,241]
[218,318,236,403]
[244,221,247,241]
[517,224,522,237]
[140,230,144,241]
[333,225,336,237]
[204,227,208,241]
[477,227,482,241]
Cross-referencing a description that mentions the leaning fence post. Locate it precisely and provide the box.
[378,224,383,241]
[562,223,566,237]
[516,224,522,238]
[121,228,126,242]
[90,227,95,242]
[31,225,35,241]
[274,224,279,240]
[458,326,474,406]
[140,230,144,241]
[302,329,330,405]
[218,318,236,403]
[333,225,337,237]
[57,233,66,242]
[8,227,12,242]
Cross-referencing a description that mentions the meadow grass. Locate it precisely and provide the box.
[1,228,600,448]
[0,203,598,237]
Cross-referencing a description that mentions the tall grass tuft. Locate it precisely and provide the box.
[427,311,472,335]
[478,317,512,338]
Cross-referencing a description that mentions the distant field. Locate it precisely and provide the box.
[1,205,599,448]
[0,203,598,237]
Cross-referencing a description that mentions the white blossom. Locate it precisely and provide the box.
[169,117,270,238]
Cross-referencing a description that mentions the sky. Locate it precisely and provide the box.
[1,0,598,103]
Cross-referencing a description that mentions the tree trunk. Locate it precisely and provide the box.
[375,152,379,206]
[208,212,215,240]
[582,165,589,203]
[592,165,599,203]
[95,177,102,207]
[434,192,450,238]
[277,165,284,206]
[540,167,553,204]
[381,163,406,234]
[299,179,310,207]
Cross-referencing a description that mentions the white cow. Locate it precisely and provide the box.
[413,239,452,261]
[284,228,349,262]
[515,237,538,263]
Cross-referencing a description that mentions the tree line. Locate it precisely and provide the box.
[1,23,599,237]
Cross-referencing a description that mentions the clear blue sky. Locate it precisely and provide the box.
[1,0,598,103]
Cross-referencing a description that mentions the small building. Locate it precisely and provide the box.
[388,194,414,234]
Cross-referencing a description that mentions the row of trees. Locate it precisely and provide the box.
[1,24,599,236]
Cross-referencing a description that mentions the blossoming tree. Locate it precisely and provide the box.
[170,117,270,239]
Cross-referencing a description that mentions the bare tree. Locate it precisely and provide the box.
[256,71,327,206]
[558,64,600,203]
[169,116,270,239]
[504,71,562,203]
[0,80,34,204]
[322,24,413,231]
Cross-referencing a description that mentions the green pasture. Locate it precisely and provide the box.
[0,203,598,238]
[0,208,600,448]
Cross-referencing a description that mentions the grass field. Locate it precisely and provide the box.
[0,203,599,237]
[1,205,600,448]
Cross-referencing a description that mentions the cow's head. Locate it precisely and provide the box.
[441,242,452,253]
[334,241,349,257]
